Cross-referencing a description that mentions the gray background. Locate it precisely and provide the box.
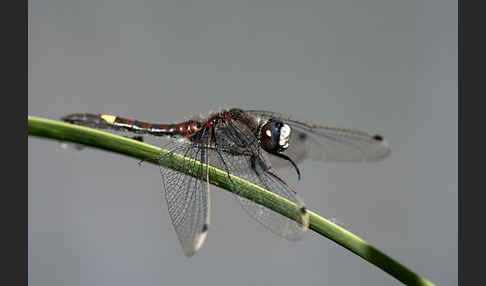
[28,0,457,285]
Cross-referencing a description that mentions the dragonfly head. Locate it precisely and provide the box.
[259,119,301,180]
[260,119,291,153]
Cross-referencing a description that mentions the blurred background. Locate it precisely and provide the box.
[28,0,457,285]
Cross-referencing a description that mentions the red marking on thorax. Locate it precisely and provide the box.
[204,112,226,128]
[224,111,232,121]
[176,109,251,136]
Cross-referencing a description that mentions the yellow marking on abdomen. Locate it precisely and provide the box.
[100,114,117,124]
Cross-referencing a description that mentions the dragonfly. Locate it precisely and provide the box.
[62,108,390,257]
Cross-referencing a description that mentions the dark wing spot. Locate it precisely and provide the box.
[373,134,384,141]
[298,133,307,141]
[300,206,307,214]
[201,224,209,232]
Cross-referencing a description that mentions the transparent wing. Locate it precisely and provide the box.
[265,128,318,168]
[209,119,308,241]
[246,110,391,167]
[159,135,210,257]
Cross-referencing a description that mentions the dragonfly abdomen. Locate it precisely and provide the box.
[62,113,202,137]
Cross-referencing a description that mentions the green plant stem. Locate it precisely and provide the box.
[28,115,435,286]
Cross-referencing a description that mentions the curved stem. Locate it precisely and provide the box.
[28,115,435,286]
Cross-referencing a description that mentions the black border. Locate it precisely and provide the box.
[4,0,28,285]
[459,0,481,285]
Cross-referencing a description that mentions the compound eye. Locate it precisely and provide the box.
[260,120,291,153]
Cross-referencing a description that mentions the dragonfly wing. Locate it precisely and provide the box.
[211,120,308,241]
[235,167,308,241]
[266,128,315,168]
[217,152,307,241]
[247,110,391,164]
[159,138,211,257]
[287,124,391,162]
